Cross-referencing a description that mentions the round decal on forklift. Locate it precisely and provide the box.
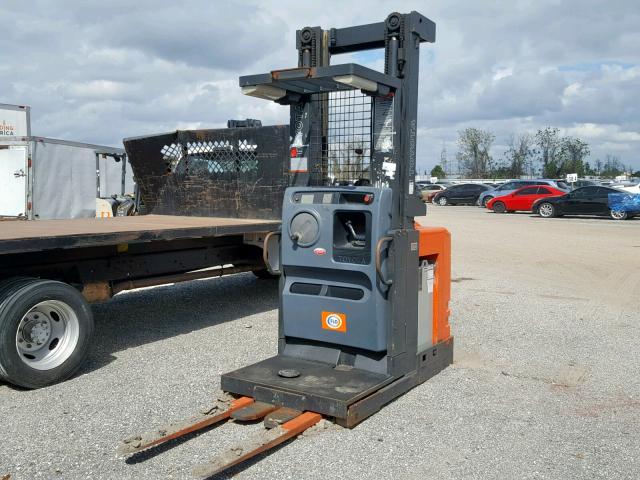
[313,247,326,256]
[321,311,347,332]
[326,314,342,329]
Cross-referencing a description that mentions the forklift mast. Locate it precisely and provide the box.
[292,12,433,230]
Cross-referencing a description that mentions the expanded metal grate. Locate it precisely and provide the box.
[161,140,259,175]
[310,90,373,185]
[126,126,289,219]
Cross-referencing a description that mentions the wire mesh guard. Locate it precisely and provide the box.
[161,140,258,175]
[309,90,395,186]
[311,91,372,185]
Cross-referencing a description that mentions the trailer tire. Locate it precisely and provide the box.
[0,279,94,389]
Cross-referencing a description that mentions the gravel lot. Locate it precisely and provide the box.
[1,207,639,479]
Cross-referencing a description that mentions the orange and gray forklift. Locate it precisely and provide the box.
[119,11,453,477]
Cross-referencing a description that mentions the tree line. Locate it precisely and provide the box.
[430,127,638,179]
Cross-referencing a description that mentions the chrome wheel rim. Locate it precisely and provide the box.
[539,204,553,217]
[438,197,447,206]
[611,210,626,220]
[16,300,80,370]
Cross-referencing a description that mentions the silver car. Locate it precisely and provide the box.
[478,179,569,207]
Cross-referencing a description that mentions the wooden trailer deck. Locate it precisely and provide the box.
[0,215,280,255]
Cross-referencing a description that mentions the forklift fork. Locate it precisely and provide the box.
[119,396,322,477]
[118,396,254,455]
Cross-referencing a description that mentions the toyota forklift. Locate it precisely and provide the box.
[120,11,453,477]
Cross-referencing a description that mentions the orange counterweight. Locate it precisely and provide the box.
[415,223,451,346]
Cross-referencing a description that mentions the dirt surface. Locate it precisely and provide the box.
[0,206,638,479]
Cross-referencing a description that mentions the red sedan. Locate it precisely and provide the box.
[486,185,566,213]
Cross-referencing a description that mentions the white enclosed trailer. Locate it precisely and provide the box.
[0,103,30,138]
[0,136,134,219]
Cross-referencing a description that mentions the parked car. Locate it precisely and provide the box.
[478,179,569,207]
[433,183,491,206]
[566,179,598,189]
[419,184,447,203]
[532,186,633,220]
[613,183,640,194]
[487,185,567,213]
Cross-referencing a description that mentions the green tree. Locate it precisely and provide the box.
[504,133,534,178]
[595,158,603,175]
[456,128,495,177]
[534,127,561,178]
[557,137,590,176]
[600,154,624,178]
[430,165,446,179]
[490,158,513,179]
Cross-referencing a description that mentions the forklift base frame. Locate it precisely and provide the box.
[221,337,453,428]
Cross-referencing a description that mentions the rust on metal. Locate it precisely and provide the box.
[271,67,314,79]
[124,126,290,220]
[111,265,256,295]
[192,412,322,478]
[263,407,302,429]
[118,396,254,455]
[81,282,113,303]
[230,401,278,422]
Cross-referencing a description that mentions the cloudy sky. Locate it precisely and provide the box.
[2,0,639,173]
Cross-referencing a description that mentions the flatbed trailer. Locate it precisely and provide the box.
[0,214,278,255]
[0,215,279,389]
[0,123,289,389]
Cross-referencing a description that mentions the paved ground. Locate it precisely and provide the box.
[1,207,639,479]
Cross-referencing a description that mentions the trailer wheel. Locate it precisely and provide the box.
[0,279,94,389]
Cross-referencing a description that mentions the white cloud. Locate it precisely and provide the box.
[66,80,136,99]
[0,0,638,172]
[493,67,513,81]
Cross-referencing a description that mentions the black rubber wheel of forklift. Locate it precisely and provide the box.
[492,201,506,214]
[252,268,279,280]
[0,278,94,389]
